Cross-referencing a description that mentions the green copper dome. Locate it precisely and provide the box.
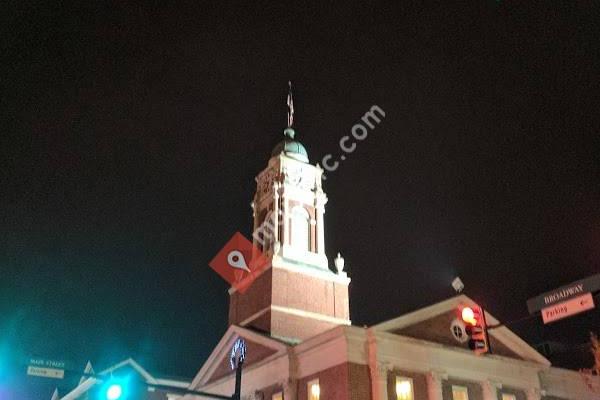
[271,128,309,162]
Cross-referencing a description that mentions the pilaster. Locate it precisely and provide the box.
[374,362,390,400]
[525,388,543,400]
[481,380,500,400]
[426,371,445,400]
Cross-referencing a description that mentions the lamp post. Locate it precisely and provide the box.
[230,338,247,400]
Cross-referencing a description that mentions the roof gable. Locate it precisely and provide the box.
[190,325,289,389]
[374,295,550,366]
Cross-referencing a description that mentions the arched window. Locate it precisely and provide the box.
[260,211,274,252]
[291,206,310,251]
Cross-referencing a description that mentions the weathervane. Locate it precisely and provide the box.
[287,81,294,128]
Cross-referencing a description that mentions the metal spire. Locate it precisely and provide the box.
[287,81,294,128]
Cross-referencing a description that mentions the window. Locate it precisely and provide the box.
[272,392,283,400]
[501,394,516,400]
[291,206,310,251]
[395,376,414,400]
[261,211,274,251]
[452,386,469,400]
[307,379,319,400]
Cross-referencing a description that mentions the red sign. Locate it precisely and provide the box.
[541,292,595,324]
[209,232,268,293]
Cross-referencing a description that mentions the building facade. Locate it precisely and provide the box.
[185,124,600,400]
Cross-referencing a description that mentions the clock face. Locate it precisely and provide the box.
[285,165,315,190]
[286,165,304,186]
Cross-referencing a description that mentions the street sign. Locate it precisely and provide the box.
[541,292,595,324]
[27,365,65,379]
[26,358,66,380]
[527,273,600,314]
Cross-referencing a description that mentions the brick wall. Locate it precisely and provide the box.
[298,362,349,400]
[272,268,336,316]
[295,362,369,400]
[348,363,371,400]
[229,263,349,340]
[229,268,272,328]
[253,362,368,400]
[271,310,338,340]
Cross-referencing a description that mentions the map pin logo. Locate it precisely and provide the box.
[227,250,250,272]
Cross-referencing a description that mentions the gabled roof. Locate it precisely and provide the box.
[58,358,189,400]
[374,294,551,366]
[189,325,290,390]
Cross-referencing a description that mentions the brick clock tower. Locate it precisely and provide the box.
[228,89,351,342]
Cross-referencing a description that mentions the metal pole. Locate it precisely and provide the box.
[233,362,243,400]
[482,308,492,354]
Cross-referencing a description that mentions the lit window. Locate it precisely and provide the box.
[501,394,516,400]
[272,392,283,400]
[291,206,310,251]
[452,386,469,400]
[308,379,319,400]
[395,376,414,400]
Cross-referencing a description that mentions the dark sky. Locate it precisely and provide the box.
[2,1,600,395]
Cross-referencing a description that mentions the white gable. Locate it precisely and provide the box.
[374,294,550,366]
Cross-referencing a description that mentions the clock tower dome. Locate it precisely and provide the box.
[227,86,351,341]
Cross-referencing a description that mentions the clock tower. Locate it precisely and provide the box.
[228,87,351,341]
[252,127,329,270]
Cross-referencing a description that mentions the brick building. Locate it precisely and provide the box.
[183,124,600,400]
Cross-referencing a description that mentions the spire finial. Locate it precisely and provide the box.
[287,81,294,128]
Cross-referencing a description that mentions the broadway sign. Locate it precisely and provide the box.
[527,273,600,314]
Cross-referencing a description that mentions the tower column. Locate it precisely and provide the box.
[273,182,280,245]
[281,191,289,246]
[316,206,325,254]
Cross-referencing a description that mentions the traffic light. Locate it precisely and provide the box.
[105,383,123,400]
[100,377,128,400]
[461,305,489,354]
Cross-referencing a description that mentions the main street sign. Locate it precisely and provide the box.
[26,365,65,379]
[527,273,600,314]
[541,292,595,324]
[26,358,66,380]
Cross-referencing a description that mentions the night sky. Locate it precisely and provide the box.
[2,1,600,395]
